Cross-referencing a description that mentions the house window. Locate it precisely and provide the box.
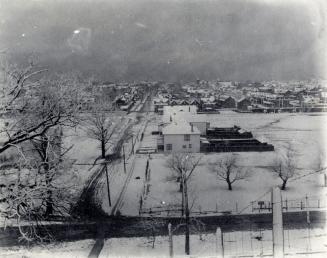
[182,145,187,149]
[184,134,190,141]
[166,144,172,151]
[189,144,192,148]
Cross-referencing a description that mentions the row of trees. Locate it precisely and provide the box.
[209,145,297,191]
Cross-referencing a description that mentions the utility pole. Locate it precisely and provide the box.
[305,194,311,252]
[272,187,284,258]
[122,144,126,174]
[131,135,135,155]
[215,227,224,258]
[105,164,111,206]
[183,173,190,255]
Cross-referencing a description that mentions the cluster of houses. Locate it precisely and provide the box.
[155,105,274,153]
[153,80,327,114]
[78,81,157,111]
[153,93,237,114]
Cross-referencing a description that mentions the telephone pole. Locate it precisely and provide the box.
[105,164,111,206]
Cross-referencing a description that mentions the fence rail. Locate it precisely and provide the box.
[139,194,327,217]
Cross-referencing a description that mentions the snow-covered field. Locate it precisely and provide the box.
[0,239,95,258]
[98,228,327,258]
[126,112,327,216]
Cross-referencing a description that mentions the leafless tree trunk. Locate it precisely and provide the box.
[166,153,202,255]
[30,126,69,218]
[209,154,250,191]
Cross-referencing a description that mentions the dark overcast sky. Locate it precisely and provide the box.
[0,0,326,82]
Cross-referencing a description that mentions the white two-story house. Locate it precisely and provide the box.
[162,122,200,153]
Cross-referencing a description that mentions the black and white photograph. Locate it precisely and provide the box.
[0,0,326,257]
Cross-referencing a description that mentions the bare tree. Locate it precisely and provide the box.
[86,106,121,159]
[0,58,83,242]
[0,144,77,243]
[209,154,250,191]
[271,145,297,190]
[166,153,202,255]
[29,126,74,217]
[0,59,81,154]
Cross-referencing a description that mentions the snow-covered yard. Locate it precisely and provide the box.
[127,112,327,216]
[98,228,327,258]
[0,239,95,258]
[63,113,131,187]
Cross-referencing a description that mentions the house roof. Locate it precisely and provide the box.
[237,97,251,103]
[162,122,200,135]
[162,106,207,124]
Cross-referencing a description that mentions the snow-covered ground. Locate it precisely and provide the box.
[139,116,160,149]
[98,228,327,258]
[100,113,151,215]
[122,112,327,216]
[1,226,325,258]
[0,239,95,258]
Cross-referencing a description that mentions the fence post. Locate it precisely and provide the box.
[306,195,310,224]
[216,227,224,258]
[168,223,173,258]
[272,187,284,258]
[139,195,143,215]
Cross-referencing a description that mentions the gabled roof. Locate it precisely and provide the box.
[189,98,201,104]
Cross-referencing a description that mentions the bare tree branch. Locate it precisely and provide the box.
[208,154,250,191]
